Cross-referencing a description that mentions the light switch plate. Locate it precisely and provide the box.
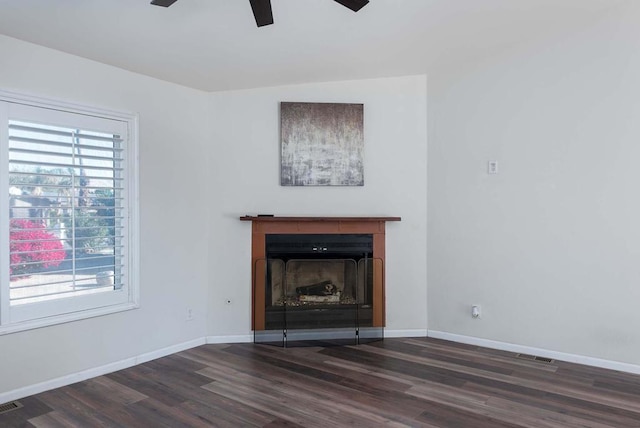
[488,160,499,174]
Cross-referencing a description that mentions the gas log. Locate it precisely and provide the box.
[295,280,338,296]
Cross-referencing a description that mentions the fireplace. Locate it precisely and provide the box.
[241,216,400,346]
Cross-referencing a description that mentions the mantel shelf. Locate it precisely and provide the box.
[240,216,401,222]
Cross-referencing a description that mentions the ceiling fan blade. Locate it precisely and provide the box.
[150,0,178,7]
[249,0,274,27]
[333,0,369,12]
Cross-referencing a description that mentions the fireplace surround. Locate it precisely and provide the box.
[241,216,400,346]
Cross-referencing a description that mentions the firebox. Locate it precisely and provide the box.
[258,234,378,345]
[241,216,400,347]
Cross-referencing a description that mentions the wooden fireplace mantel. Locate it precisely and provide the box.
[240,216,401,222]
[240,216,400,235]
[242,216,400,331]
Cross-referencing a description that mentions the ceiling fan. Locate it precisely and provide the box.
[150,0,369,27]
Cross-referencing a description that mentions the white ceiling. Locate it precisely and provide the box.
[0,0,626,92]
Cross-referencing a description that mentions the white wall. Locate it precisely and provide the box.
[428,1,640,365]
[206,76,428,337]
[0,35,210,397]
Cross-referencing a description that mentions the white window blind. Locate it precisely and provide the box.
[1,93,138,331]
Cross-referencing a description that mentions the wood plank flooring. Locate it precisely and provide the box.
[2,337,640,427]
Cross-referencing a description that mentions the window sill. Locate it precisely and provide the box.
[0,302,139,336]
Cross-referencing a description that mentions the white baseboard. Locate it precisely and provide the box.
[205,334,252,344]
[204,330,428,342]
[384,329,427,338]
[428,330,640,375]
[0,337,205,405]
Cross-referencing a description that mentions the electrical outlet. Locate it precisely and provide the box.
[186,307,194,321]
[471,305,481,318]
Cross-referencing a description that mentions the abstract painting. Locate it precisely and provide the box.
[280,102,364,186]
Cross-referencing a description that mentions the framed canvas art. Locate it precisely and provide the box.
[280,102,364,186]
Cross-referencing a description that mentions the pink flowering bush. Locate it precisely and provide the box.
[10,219,66,279]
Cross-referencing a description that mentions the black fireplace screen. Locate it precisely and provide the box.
[254,234,383,346]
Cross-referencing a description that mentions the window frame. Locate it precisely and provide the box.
[0,90,139,334]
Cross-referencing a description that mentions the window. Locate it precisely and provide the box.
[0,91,138,333]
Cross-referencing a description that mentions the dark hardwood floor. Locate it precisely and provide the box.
[2,337,640,427]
